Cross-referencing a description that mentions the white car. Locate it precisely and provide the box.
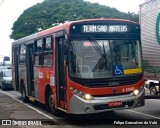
[3,61,11,67]
[0,67,10,87]
[1,69,12,90]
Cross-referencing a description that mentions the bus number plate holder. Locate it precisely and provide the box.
[108,101,122,107]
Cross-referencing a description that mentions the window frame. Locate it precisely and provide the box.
[19,44,26,65]
[34,38,44,66]
[43,36,53,67]
[34,36,53,67]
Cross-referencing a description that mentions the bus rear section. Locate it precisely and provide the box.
[12,18,145,115]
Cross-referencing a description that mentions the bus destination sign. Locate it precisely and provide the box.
[82,25,128,33]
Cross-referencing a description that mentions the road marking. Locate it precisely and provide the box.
[125,109,160,119]
[0,90,56,121]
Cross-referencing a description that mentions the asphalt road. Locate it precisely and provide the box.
[0,88,160,128]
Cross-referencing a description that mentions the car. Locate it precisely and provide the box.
[1,69,12,90]
[1,61,11,67]
[0,66,10,87]
[0,66,12,87]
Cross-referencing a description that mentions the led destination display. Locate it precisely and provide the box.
[70,22,140,35]
[82,25,128,33]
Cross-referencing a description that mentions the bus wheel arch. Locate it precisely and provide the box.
[45,85,61,116]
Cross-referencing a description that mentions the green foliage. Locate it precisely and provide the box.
[10,0,139,40]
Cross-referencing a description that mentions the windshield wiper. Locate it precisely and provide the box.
[88,36,104,57]
[89,36,108,69]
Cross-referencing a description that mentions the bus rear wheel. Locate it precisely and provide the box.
[48,90,60,116]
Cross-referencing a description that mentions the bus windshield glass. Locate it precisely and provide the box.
[69,38,142,79]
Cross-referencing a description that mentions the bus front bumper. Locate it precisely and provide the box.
[69,89,145,114]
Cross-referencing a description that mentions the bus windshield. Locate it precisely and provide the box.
[69,38,142,79]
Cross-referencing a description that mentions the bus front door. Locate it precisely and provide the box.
[56,36,67,110]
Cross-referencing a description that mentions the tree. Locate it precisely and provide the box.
[10,0,139,40]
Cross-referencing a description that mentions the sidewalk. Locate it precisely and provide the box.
[0,90,58,128]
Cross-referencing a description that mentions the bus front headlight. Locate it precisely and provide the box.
[84,94,92,100]
[133,90,139,96]
[132,85,144,96]
[70,87,92,100]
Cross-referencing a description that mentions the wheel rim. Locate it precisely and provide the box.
[151,88,156,95]
[49,94,55,111]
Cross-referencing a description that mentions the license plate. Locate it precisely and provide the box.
[108,101,122,107]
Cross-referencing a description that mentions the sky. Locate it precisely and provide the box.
[0,0,144,61]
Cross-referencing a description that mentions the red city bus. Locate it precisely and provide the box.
[12,18,145,115]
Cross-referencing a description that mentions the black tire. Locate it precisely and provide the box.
[47,89,61,116]
[21,83,29,102]
[150,87,158,96]
[2,82,6,91]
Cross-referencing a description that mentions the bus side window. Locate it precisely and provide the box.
[34,39,43,66]
[36,39,43,52]
[43,36,53,67]
[19,44,26,64]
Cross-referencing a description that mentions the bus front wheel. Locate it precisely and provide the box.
[48,89,60,116]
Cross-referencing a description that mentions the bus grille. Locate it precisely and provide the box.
[88,74,142,87]
[70,74,143,88]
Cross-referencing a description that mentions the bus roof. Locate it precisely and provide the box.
[12,18,138,46]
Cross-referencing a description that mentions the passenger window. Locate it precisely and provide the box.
[36,39,43,52]
[45,37,52,51]
[34,37,53,67]
[35,53,43,66]
[44,53,53,67]
[19,44,26,64]
[34,39,43,66]
[43,36,53,67]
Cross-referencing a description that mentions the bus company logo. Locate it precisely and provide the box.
[113,88,117,94]
[2,120,11,125]
[156,13,160,45]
